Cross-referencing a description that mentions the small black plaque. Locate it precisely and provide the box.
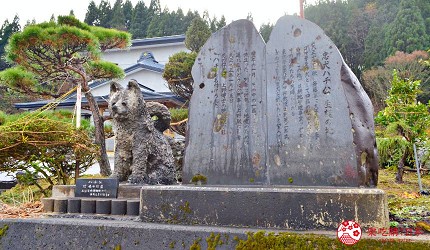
[75,178,119,198]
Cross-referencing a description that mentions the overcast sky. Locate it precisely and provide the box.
[0,0,316,28]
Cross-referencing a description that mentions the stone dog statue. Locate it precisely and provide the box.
[109,80,176,184]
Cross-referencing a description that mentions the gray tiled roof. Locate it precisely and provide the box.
[86,51,164,91]
[14,89,185,109]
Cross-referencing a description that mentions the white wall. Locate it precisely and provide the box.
[90,69,169,97]
[102,43,188,69]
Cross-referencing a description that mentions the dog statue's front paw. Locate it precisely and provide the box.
[127,174,148,184]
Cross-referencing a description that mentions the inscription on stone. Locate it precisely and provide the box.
[75,179,119,198]
[184,16,378,187]
[184,20,267,185]
[266,16,357,186]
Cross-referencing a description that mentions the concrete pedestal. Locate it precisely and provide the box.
[140,185,388,230]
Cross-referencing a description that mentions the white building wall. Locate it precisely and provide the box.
[102,43,188,69]
[90,70,170,97]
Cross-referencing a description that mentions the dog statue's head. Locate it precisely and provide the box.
[109,80,145,121]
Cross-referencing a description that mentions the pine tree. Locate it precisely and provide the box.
[209,16,218,32]
[145,0,162,37]
[123,0,133,30]
[259,23,273,43]
[185,16,211,52]
[110,0,126,30]
[84,0,100,26]
[0,15,20,71]
[148,0,161,16]
[0,16,131,176]
[182,10,199,32]
[130,0,149,38]
[98,0,113,28]
[174,8,186,34]
[217,15,226,30]
[386,0,428,54]
[416,0,430,35]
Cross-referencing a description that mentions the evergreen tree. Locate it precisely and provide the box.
[0,16,20,71]
[416,0,430,35]
[110,0,126,30]
[174,8,186,34]
[146,10,166,37]
[98,0,113,28]
[259,22,273,43]
[123,0,133,30]
[148,0,161,16]
[209,16,218,33]
[163,51,197,101]
[375,70,430,183]
[185,16,211,52]
[182,10,199,32]
[0,15,131,176]
[84,0,100,26]
[386,0,428,55]
[130,0,149,38]
[217,15,226,30]
[305,0,351,61]
[145,0,162,37]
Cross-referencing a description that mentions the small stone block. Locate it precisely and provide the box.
[53,199,68,213]
[111,199,127,215]
[127,200,140,216]
[81,199,96,214]
[96,199,112,214]
[67,198,81,213]
[41,198,55,212]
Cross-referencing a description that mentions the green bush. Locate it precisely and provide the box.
[0,110,98,195]
[169,108,188,123]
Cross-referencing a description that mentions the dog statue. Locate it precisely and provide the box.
[109,80,176,184]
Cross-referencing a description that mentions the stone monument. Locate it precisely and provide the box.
[140,16,388,230]
[183,16,378,187]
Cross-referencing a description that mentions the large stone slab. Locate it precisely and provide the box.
[184,19,267,185]
[265,16,378,186]
[140,185,388,230]
[184,16,378,187]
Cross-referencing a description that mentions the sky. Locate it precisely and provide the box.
[0,0,316,29]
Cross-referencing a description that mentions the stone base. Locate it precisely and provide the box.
[0,218,252,249]
[140,185,389,230]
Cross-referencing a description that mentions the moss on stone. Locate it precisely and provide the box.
[179,201,192,214]
[0,225,8,239]
[191,174,208,185]
[169,240,176,249]
[190,237,202,250]
[234,231,430,250]
[206,233,224,250]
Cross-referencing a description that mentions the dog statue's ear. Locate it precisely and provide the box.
[127,79,140,92]
[110,82,122,94]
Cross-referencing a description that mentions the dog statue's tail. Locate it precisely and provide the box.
[146,102,171,132]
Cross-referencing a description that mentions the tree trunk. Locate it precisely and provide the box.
[395,149,408,183]
[84,91,112,176]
